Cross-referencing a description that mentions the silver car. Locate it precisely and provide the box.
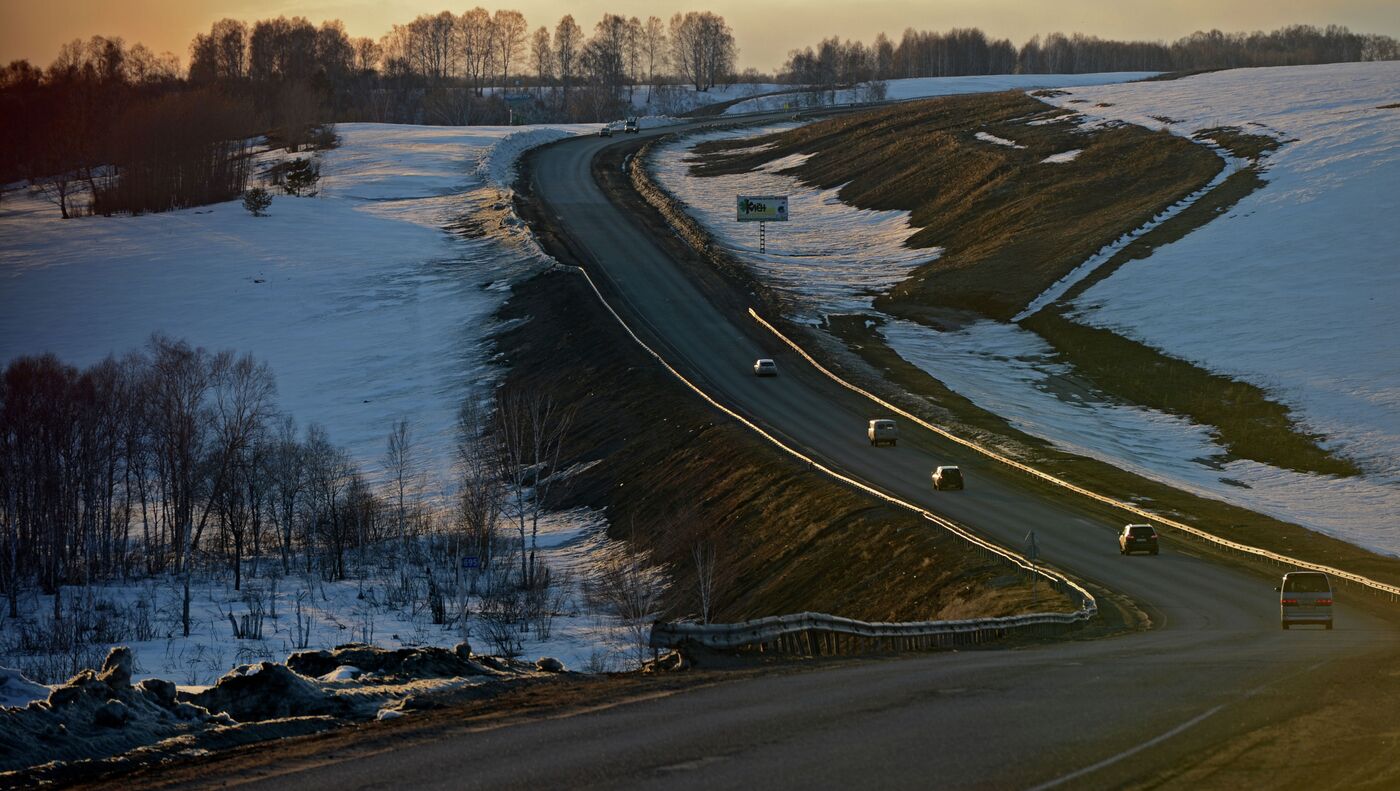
[1278,571,1333,630]
[753,358,777,377]
[868,419,897,447]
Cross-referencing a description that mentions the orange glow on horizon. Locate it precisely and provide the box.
[5,0,1400,73]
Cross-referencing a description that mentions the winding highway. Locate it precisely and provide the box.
[244,120,1397,788]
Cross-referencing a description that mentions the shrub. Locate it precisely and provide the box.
[243,187,272,216]
[282,158,320,197]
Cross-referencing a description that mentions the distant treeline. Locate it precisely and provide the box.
[782,24,1400,86]
[3,11,1396,216]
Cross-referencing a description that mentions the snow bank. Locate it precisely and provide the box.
[649,124,935,318]
[722,72,1158,114]
[1026,61,1400,552]
[0,667,49,709]
[1041,149,1082,163]
[477,125,596,192]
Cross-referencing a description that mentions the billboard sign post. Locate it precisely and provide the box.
[737,195,788,254]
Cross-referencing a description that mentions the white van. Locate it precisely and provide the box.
[1278,571,1333,630]
[868,419,897,447]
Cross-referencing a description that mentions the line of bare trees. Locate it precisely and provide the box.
[782,23,1399,85]
[0,339,392,634]
[0,337,595,648]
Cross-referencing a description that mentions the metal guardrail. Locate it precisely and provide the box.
[749,309,1400,602]
[559,263,1098,652]
[651,609,1091,652]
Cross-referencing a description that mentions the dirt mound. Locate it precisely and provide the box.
[186,662,352,723]
[0,647,218,773]
[286,642,513,681]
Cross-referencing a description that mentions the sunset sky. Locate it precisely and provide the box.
[5,0,1399,72]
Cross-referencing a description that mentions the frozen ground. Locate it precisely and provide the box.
[0,122,594,497]
[651,64,1400,554]
[882,318,1400,554]
[650,124,935,318]
[0,122,660,689]
[1038,63,1400,485]
[721,73,1157,114]
[0,505,645,695]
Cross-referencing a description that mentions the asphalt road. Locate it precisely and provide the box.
[248,121,1398,788]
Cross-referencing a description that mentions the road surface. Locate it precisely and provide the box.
[242,119,1397,788]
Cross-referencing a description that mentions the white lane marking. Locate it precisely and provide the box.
[1030,657,1334,789]
[1025,704,1225,790]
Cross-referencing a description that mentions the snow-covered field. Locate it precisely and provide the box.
[0,505,643,699]
[0,121,662,689]
[1,122,593,496]
[650,64,1400,554]
[651,125,935,318]
[1039,62,1400,498]
[721,73,1157,114]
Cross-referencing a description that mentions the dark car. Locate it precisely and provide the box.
[931,466,963,491]
[1119,524,1158,556]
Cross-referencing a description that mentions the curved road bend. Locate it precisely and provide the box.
[254,123,1396,788]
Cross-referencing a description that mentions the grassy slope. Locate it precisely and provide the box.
[633,101,1400,587]
[691,90,1222,320]
[686,93,1354,476]
[495,269,1073,623]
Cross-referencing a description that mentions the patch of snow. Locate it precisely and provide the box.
[0,122,666,682]
[320,665,361,682]
[1031,61,1400,552]
[650,124,935,318]
[377,707,405,720]
[0,122,585,501]
[882,318,1400,554]
[0,666,49,709]
[975,131,1025,149]
[1040,149,1083,163]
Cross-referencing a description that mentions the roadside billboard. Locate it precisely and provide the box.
[736,195,789,222]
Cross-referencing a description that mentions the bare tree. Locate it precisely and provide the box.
[494,10,528,90]
[494,388,572,591]
[455,397,502,576]
[641,16,667,103]
[624,17,643,102]
[587,534,665,667]
[669,12,734,92]
[554,15,582,114]
[382,418,416,554]
[530,26,553,98]
[692,541,718,624]
[458,7,496,96]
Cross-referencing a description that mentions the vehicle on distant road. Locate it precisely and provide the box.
[753,358,777,376]
[868,419,897,447]
[1278,571,1333,630]
[931,466,964,491]
[599,124,615,137]
[624,117,640,133]
[1119,524,1159,556]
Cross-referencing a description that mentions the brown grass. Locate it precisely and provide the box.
[496,268,1073,623]
[688,90,1222,320]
